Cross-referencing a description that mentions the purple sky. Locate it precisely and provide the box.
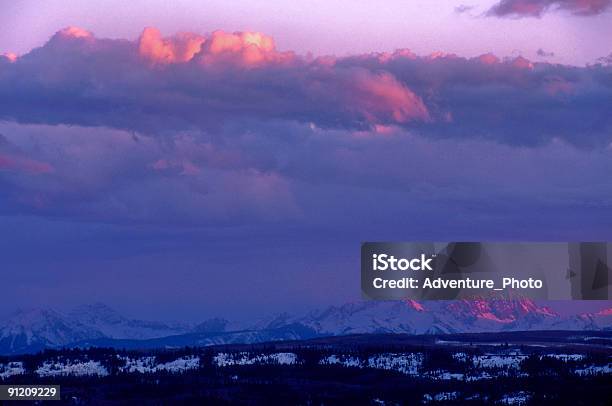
[1,0,611,65]
[0,1,611,321]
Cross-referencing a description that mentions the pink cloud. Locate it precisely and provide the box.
[197,30,294,67]
[1,52,18,63]
[138,27,205,64]
[32,26,427,128]
[350,71,430,123]
[427,51,458,60]
[477,53,501,65]
[151,158,200,176]
[58,26,93,39]
[2,26,610,148]
[138,27,294,67]
[0,153,54,174]
[511,55,534,69]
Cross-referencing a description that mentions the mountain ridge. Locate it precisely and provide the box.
[1,299,610,355]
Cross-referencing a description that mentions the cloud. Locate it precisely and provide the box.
[537,48,555,57]
[487,0,612,17]
[1,53,18,63]
[0,27,430,135]
[0,153,53,174]
[455,4,476,13]
[57,26,94,39]
[0,27,611,229]
[1,119,611,233]
[138,27,206,64]
[137,27,291,67]
[0,122,299,225]
[596,52,612,65]
[1,27,611,148]
[340,51,612,147]
[196,30,292,67]
[0,134,54,174]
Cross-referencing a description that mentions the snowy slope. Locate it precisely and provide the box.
[1,300,611,354]
[0,308,104,354]
[552,307,612,331]
[277,300,442,335]
[0,305,190,354]
[246,298,612,338]
[68,303,190,340]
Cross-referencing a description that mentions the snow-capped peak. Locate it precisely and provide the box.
[68,303,190,340]
[445,297,559,324]
[1,299,610,355]
[0,308,104,351]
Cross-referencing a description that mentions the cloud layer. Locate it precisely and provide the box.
[0,27,429,135]
[487,0,612,17]
[1,27,610,147]
[0,27,611,230]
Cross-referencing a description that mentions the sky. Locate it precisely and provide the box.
[0,0,611,322]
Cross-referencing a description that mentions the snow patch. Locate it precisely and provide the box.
[214,352,297,367]
[574,363,612,376]
[423,391,459,403]
[548,354,585,361]
[119,355,199,373]
[36,360,108,377]
[0,362,25,379]
[367,353,422,375]
[322,353,423,376]
[473,354,527,369]
[498,391,530,405]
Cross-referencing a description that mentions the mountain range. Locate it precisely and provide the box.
[1,299,610,355]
